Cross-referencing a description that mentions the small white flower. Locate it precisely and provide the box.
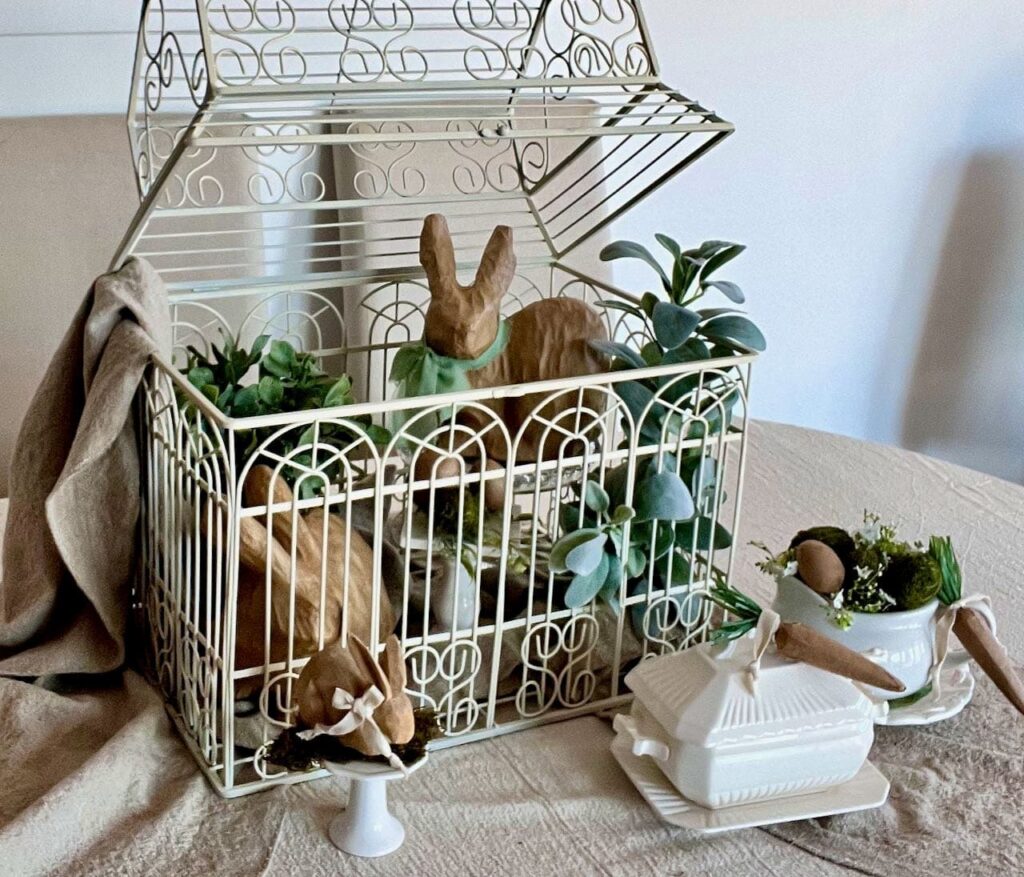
[856,522,881,542]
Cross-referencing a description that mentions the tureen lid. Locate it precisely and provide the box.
[624,633,876,746]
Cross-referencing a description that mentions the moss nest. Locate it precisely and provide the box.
[266,708,442,773]
[879,551,942,611]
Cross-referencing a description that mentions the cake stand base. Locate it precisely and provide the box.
[323,754,428,858]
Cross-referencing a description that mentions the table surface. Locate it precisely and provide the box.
[1,421,1022,876]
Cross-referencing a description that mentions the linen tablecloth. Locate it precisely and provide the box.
[1,421,1022,876]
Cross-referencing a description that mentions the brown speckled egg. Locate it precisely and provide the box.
[795,539,846,595]
[482,459,506,512]
[413,449,461,485]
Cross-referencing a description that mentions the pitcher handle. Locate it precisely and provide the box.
[943,597,997,670]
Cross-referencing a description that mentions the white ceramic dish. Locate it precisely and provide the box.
[773,575,996,705]
[620,631,882,810]
[611,730,890,835]
[877,660,975,726]
[773,575,940,698]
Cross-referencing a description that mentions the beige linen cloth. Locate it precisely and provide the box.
[1,359,1022,874]
[0,258,169,676]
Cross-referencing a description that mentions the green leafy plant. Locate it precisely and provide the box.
[549,481,641,613]
[593,236,765,446]
[551,459,703,613]
[703,580,764,643]
[929,535,962,606]
[186,332,361,420]
[182,331,389,497]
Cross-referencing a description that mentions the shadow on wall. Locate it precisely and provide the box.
[901,148,1024,483]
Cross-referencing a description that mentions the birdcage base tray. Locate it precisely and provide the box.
[611,731,889,835]
[323,754,428,857]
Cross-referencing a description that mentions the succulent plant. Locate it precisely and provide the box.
[551,457,703,614]
[591,236,765,447]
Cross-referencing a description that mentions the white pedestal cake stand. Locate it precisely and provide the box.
[323,754,428,858]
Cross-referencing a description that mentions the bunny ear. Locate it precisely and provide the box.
[475,224,516,303]
[240,515,305,637]
[348,635,392,699]
[421,214,459,296]
[381,635,408,695]
[243,464,314,556]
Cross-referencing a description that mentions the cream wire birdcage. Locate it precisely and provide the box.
[120,0,753,797]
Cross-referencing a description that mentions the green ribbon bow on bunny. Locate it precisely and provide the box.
[388,321,511,435]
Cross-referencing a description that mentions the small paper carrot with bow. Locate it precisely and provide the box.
[930,537,1024,716]
[706,583,905,692]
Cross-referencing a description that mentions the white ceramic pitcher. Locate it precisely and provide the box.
[772,575,996,700]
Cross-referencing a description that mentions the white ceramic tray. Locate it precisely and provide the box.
[611,731,889,835]
[876,661,975,727]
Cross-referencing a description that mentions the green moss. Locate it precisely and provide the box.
[852,540,883,572]
[880,551,941,610]
[790,526,857,588]
[267,708,442,772]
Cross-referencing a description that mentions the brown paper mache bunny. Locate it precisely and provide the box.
[233,465,395,697]
[419,213,608,463]
[295,633,415,757]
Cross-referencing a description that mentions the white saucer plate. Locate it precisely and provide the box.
[611,732,890,836]
[876,661,975,727]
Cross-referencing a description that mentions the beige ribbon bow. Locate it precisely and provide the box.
[930,594,996,699]
[745,608,782,694]
[297,685,406,774]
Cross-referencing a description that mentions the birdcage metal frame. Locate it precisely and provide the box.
[120,0,753,798]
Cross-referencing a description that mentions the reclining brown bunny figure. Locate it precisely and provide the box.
[233,465,395,697]
[409,213,608,463]
[295,633,415,764]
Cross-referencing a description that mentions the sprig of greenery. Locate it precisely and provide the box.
[550,482,641,614]
[551,455,711,614]
[599,237,748,309]
[181,331,390,498]
[703,581,764,643]
[591,236,764,448]
[929,536,962,605]
[185,331,358,421]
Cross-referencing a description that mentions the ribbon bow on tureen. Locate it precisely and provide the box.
[744,607,782,694]
[297,685,407,774]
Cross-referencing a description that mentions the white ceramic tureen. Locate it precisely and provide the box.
[615,625,883,810]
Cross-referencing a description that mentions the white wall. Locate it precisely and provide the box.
[2,1,1023,481]
[618,2,1024,483]
[0,2,137,116]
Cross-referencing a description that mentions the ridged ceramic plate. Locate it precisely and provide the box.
[876,661,975,727]
[611,731,890,835]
